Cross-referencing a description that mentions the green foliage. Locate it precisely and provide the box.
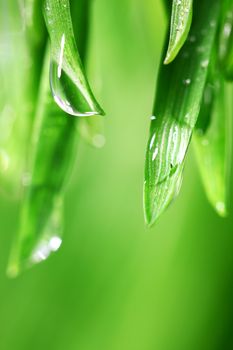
[144,0,221,226]
[1,0,233,277]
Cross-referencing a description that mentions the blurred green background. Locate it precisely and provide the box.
[1,0,233,349]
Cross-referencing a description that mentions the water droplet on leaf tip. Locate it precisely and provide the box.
[49,236,62,252]
[44,1,103,117]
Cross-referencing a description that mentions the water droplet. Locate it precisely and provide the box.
[183,79,191,86]
[152,147,159,161]
[150,115,156,121]
[44,0,104,117]
[49,236,62,252]
[31,235,63,263]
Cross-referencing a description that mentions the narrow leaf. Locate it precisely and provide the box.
[7,46,78,277]
[43,0,104,117]
[144,0,220,226]
[219,0,233,80]
[194,78,232,216]
[164,0,193,65]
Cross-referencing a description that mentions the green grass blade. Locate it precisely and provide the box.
[194,78,232,217]
[7,0,100,276]
[144,0,220,226]
[43,0,104,117]
[219,0,233,80]
[7,46,78,277]
[164,0,193,64]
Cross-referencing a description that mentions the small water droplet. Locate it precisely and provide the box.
[49,236,62,252]
[183,79,191,86]
[150,115,156,121]
[31,236,63,263]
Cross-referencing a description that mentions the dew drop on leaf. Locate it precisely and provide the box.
[44,0,104,117]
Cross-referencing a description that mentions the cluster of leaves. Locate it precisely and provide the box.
[0,0,104,276]
[1,0,232,276]
[144,0,233,226]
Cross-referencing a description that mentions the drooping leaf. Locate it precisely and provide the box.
[219,0,233,80]
[43,0,104,117]
[164,0,193,64]
[194,77,232,217]
[144,0,221,226]
[7,0,100,276]
[7,46,77,277]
